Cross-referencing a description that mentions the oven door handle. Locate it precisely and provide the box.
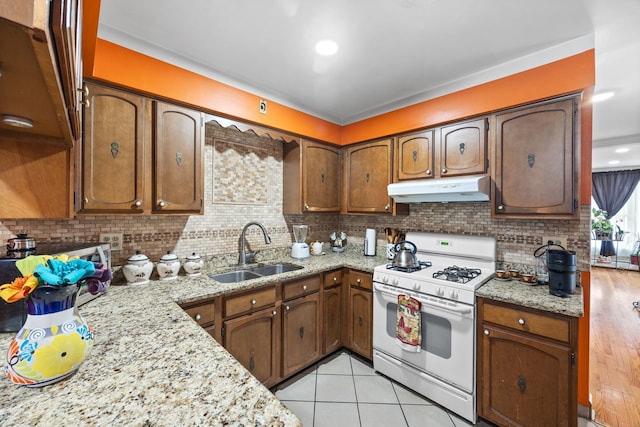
[374,282,472,316]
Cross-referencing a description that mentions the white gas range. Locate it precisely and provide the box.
[372,232,496,423]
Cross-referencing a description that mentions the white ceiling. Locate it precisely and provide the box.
[98,0,640,171]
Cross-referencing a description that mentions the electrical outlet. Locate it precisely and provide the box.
[542,235,567,248]
[100,233,123,251]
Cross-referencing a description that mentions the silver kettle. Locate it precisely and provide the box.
[393,241,419,269]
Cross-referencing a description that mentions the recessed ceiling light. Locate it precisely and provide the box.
[592,91,615,103]
[614,147,630,153]
[608,160,620,165]
[315,40,338,56]
[1,114,33,128]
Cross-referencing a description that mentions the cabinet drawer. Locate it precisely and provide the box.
[182,300,216,326]
[483,302,570,343]
[224,286,276,318]
[283,275,321,301]
[349,270,372,290]
[323,269,343,288]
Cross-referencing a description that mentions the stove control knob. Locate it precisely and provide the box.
[437,287,445,297]
[413,282,420,291]
[382,275,389,284]
[449,290,458,299]
[392,277,399,286]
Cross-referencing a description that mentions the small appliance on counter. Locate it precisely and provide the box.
[123,251,153,285]
[291,225,310,259]
[364,228,377,256]
[534,242,576,297]
[330,231,347,253]
[157,251,180,280]
[0,241,111,332]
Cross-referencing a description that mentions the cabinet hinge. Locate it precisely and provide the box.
[486,159,489,170]
[571,352,576,368]
[221,325,225,338]
[485,120,489,131]
[574,199,579,209]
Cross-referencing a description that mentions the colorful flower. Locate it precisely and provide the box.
[31,333,87,378]
[0,275,39,302]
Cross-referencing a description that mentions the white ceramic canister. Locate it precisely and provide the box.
[123,250,153,285]
[157,251,180,281]
[183,252,204,276]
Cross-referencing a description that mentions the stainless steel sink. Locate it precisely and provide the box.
[208,263,304,283]
[249,263,304,276]
[208,270,262,283]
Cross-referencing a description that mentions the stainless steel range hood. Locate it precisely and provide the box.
[387,175,490,203]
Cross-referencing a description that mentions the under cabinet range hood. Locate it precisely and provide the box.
[387,175,491,203]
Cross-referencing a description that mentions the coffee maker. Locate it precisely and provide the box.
[291,225,310,259]
[547,248,577,297]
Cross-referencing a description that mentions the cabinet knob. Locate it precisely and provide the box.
[333,277,337,282]
[195,313,201,321]
[356,278,361,284]
[384,204,390,211]
[518,318,525,325]
[134,200,142,207]
[497,205,504,211]
[158,200,166,208]
[358,315,363,327]
[78,85,89,97]
[83,197,89,204]
[251,299,257,305]
[441,168,448,174]
[302,285,307,290]
[425,169,431,175]
[286,305,290,311]
[304,203,310,211]
[483,329,489,335]
[272,310,277,316]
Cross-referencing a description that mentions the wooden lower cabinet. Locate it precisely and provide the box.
[282,292,321,377]
[181,298,217,341]
[323,284,342,355]
[223,305,280,387]
[348,286,373,360]
[478,298,578,427]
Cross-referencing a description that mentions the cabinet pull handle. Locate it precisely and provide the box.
[83,197,89,204]
[384,204,390,211]
[527,153,535,168]
[110,142,119,158]
[518,318,525,325]
[365,172,370,182]
[285,305,290,311]
[251,299,257,305]
[483,329,489,335]
[302,285,307,291]
[412,150,417,162]
[356,278,361,284]
[304,203,310,211]
[321,173,325,183]
[459,143,465,155]
[249,356,255,372]
[272,310,277,316]
[497,205,504,211]
[195,313,201,321]
[134,200,142,207]
[78,85,89,97]
[158,200,166,208]
[358,315,363,327]
[425,169,431,175]
[441,168,448,174]
[299,326,304,338]
[518,376,527,393]
[333,277,337,282]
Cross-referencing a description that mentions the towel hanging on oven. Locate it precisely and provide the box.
[395,294,422,352]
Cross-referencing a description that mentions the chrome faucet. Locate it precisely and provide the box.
[239,222,271,265]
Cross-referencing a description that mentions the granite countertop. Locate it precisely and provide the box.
[0,250,583,426]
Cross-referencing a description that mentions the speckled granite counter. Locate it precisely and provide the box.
[0,251,386,427]
[477,278,584,317]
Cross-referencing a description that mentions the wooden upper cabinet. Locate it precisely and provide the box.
[396,130,435,180]
[284,140,341,214]
[344,138,394,214]
[440,118,488,177]
[81,82,149,213]
[493,97,578,218]
[153,102,204,213]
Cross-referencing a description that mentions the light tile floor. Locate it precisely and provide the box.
[272,350,604,427]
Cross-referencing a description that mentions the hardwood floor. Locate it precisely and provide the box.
[589,267,640,427]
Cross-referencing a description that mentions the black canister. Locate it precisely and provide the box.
[546,249,577,298]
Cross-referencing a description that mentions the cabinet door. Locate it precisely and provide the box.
[282,293,321,377]
[345,139,393,213]
[396,130,435,180]
[323,285,342,355]
[153,101,204,213]
[304,142,341,212]
[81,83,148,213]
[223,306,280,387]
[480,325,573,427]
[349,287,372,360]
[494,98,577,217]
[440,118,487,177]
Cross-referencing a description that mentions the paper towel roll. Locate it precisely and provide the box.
[365,228,376,256]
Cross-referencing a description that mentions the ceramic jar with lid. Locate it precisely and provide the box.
[123,250,153,285]
[157,251,180,281]
[183,252,204,276]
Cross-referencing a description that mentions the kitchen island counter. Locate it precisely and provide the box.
[0,251,387,426]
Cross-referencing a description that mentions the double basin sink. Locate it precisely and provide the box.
[209,263,303,283]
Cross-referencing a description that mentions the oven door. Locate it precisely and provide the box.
[373,281,475,392]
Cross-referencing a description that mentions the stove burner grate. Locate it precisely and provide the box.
[386,261,432,273]
[432,265,482,284]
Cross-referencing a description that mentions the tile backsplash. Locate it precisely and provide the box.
[0,124,590,270]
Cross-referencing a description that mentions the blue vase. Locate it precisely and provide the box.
[5,284,94,387]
